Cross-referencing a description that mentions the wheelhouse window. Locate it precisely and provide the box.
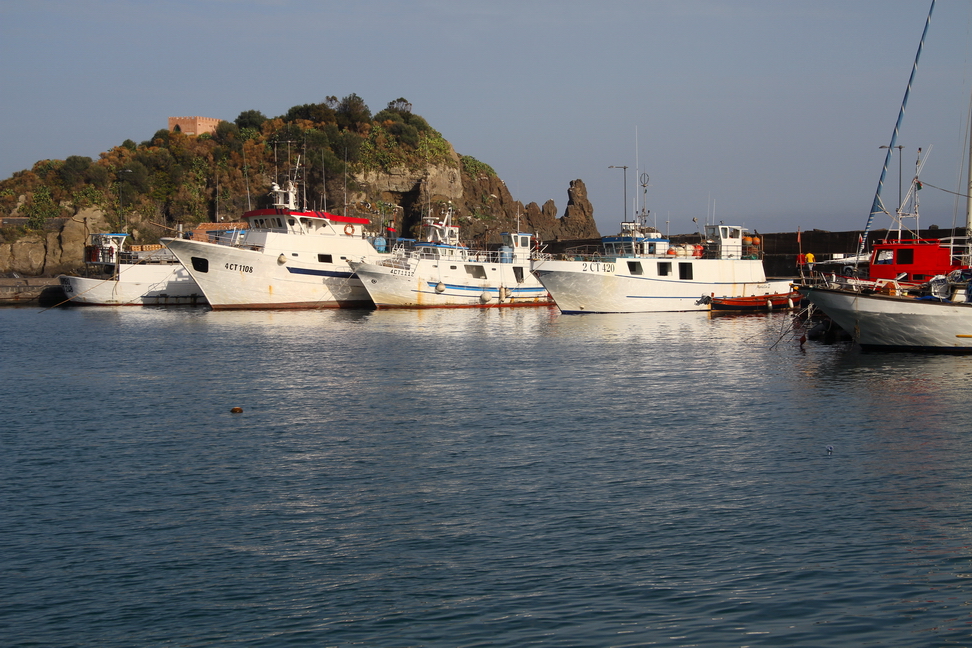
[897,249,914,264]
[679,262,693,280]
[627,261,644,275]
[514,266,525,283]
[318,254,332,263]
[465,265,487,279]
[657,261,672,276]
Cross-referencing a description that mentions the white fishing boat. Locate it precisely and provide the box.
[533,217,791,313]
[797,282,972,351]
[162,181,383,309]
[798,1,972,352]
[58,233,204,306]
[349,208,551,308]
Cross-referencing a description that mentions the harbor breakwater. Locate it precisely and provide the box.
[0,277,62,305]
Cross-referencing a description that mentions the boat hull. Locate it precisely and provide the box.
[710,291,802,312]
[534,257,790,313]
[352,260,551,308]
[58,264,204,306]
[799,285,972,352]
[163,238,373,309]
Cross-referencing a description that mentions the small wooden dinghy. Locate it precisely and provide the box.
[709,291,802,312]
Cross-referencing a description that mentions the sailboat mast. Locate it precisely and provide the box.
[967,96,972,234]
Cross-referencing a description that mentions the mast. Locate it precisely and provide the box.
[967,92,972,234]
[859,0,935,255]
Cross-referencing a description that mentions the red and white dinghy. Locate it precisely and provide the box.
[709,290,802,312]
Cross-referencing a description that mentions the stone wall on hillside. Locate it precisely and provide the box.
[0,208,109,276]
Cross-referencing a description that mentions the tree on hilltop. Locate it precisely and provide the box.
[385,98,412,115]
[336,93,371,132]
[235,110,267,130]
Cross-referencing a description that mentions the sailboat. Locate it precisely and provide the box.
[798,0,972,351]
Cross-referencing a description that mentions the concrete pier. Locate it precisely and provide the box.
[0,278,64,305]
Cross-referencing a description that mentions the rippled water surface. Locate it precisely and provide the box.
[3,305,972,647]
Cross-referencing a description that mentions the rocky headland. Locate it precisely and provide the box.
[0,152,599,277]
[1,96,605,278]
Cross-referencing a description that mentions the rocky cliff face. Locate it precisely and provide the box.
[1,159,599,276]
[0,208,110,276]
[353,147,599,244]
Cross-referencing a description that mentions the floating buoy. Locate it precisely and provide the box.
[827,445,834,455]
[766,299,773,310]
[231,407,243,413]
[751,236,761,246]
[435,282,446,293]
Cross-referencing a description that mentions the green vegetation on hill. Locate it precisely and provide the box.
[0,95,464,241]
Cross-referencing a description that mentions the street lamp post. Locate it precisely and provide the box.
[609,165,628,222]
[879,145,905,215]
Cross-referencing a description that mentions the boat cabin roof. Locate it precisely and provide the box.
[243,208,369,225]
[704,224,746,240]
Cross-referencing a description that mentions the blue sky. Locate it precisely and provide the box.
[2,0,970,236]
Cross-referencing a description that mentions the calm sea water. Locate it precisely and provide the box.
[3,304,972,647]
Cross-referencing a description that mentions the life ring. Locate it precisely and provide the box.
[344,224,354,236]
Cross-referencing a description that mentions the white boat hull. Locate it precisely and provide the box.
[800,286,972,351]
[534,257,790,313]
[352,259,551,308]
[163,238,373,309]
[58,264,204,306]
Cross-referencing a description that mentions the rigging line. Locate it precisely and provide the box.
[768,316,798,350]
[919,180,972,200]
[860,0,936,255]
